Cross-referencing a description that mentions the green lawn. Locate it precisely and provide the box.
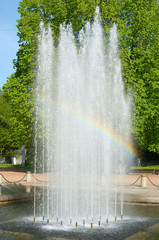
[0,163,32,171]
[0,163,19,167]
[1,163,159,171]
[131,165,159,169]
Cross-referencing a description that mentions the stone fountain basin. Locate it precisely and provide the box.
[0,201,159,240]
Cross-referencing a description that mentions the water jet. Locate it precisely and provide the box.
[34,7,133,229]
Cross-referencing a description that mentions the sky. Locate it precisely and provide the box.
[0,0,20,89]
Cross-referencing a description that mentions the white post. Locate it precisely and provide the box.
[13,157,16,165]
[27,171,31,183]
[0,173,1,185]
[26,186,31,193]
[141,175,147,188]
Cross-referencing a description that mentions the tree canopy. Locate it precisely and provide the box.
[1,0,159,163]
[0,89,20,156]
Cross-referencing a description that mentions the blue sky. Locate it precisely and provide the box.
[0,0,20,89]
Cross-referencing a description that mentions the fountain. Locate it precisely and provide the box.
[34,8,134,227]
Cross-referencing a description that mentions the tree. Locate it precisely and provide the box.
[99,0,159,158]
[2,0,159,164]
[0,90,19,157]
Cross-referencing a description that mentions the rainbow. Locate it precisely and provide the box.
[37,94,138,161]
[59,101,138,160]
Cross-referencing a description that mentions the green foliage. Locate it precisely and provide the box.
[1,0,159,164]
[99,0,159,155]
[0,90,16,156]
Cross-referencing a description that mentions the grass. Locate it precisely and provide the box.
[1,163,159,171]
[0,163,16,167]
[131,165,159,169]
[0,163,33,171]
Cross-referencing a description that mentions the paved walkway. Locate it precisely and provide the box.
[0,167,47,186]
[1,167,159,186]
[0,167,159,204]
